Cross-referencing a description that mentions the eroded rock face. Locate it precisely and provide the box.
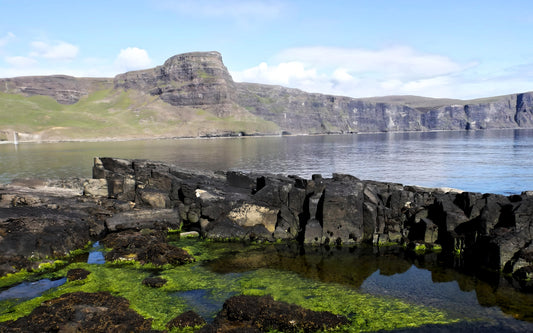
[0,291,156,332]
[94,157,533,278]
[113,51,237,116]
[0,75,112,104]
[0,157,532,285]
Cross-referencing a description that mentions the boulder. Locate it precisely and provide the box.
[203,295,349,333]
[167,310,206,330]
[227,203,278,233]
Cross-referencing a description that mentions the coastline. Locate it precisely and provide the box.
[0,127,529,145]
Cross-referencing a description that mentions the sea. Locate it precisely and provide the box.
[1,129,533,195]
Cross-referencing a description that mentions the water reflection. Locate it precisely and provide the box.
[204,243,533,326]
[1,129,533,194]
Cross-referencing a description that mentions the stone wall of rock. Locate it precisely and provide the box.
[93,157,533,276]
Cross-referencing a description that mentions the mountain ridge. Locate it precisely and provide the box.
[1,51,532,142]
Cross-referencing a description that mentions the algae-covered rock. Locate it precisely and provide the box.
[203,294,349,332]
[0,291,157,332]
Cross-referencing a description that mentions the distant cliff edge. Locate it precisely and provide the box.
[1,51,532,142]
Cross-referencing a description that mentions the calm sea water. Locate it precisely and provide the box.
[1,129,533,195]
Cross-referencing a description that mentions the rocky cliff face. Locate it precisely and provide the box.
[114,51,238,117]
[235,82,533,134]
[1,51,533,139]
[0,75,111,104]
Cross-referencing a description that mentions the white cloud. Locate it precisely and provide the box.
[234,61,319,86]
[0,32,15,48]
[30,41,79,61]
[5,56,37,67]
[230,46,505,99]
[114,47,152,72]
[276,46,469,80]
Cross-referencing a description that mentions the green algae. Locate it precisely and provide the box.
[0,239,466,332]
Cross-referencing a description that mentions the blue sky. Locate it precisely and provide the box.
[1,0,532,99]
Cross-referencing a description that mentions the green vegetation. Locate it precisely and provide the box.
[0,238,465,332]
[0,89,280,141]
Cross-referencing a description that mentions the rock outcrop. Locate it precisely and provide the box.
[2,51,533,141]
[113,52,238,117]
[0,75,111,104]
[0,157,532,284]
[92,157,533,278]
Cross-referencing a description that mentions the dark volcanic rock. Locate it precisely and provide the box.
[142,277,167,288]
[102,230,195,266]
[203,294,349,332]
[0,291,157,332]
[167,310,206,329]
[67,268,91,281]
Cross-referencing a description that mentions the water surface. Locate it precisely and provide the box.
[1,129,532,194]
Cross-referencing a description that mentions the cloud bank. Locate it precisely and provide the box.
[231,46,486,99]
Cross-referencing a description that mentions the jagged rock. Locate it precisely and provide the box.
[321,175,365,244]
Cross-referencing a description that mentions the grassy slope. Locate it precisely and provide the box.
[0,89,280,141]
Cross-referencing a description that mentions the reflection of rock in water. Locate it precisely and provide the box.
[175,289,237,322]
[203,242,533,324]
[204,243,412,289]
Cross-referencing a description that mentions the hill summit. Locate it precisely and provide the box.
[1,51,533,142]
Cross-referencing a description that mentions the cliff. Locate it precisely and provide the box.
[1,51,533,141]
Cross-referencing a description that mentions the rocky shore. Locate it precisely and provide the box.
[1,157,532,331]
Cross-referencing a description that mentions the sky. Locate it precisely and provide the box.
[1,0,532,100]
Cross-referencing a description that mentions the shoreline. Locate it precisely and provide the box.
[0,127,530,145]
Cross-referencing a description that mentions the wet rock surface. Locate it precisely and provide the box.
[67,268,91,281]
[102,230,195,266]
[0,156,532,289]
[142,277,167,288]
[167,310,206,329]
[0,291,157,332]
[200,295,349,333]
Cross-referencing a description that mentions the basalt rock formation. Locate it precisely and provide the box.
[1,158,532,289]
[1,51,533,141]
[92,157,533,280]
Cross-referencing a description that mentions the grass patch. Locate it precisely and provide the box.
[0,239,464,332]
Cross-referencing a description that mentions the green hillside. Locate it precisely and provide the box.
[0,89,279,141]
